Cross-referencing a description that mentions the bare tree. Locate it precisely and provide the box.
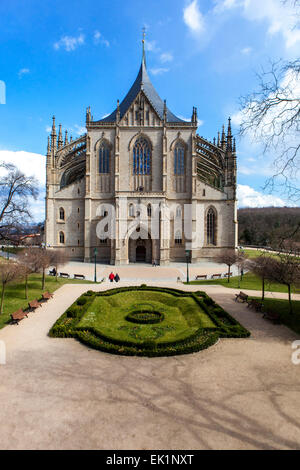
[238,1,300,199]
[0,262,25,314]
[0,162,38,241]
[239,59,300,199]
[267,251,300,314]
[249,254,273,301]
[39,250,52,290]
[48,249,69,281]
[215,249,245,283]
[17,248,42,299]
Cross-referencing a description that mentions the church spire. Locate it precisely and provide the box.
[58,124,63,149]
[51,116,57,151]
[142,26,146,67]
[221,125,226,150]
[226,117,232,151]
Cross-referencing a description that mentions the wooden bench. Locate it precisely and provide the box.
[247,299,263,311]
[212,273,222,279]
[74,274,85,280]
[11,309,28,325]
[42,291,53,301]
[28,299,42,311]
[263,311,281,324]
[195,274,207,280]
[224,272,233,278]
[59,272,70,278]
[235,291,248,302]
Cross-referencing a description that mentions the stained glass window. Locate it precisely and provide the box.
[99,143,110,174]
[133,137,151,175]
[174,144,185,175]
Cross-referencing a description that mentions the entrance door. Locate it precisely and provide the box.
[136,245,146,262]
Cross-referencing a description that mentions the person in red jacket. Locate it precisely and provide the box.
[109,272,115,282]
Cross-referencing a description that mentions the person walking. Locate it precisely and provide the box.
[109,272,115,283]
[114,273,120,283]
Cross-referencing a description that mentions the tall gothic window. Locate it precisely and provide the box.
[174,143,185,175]
[59,231,65,244]
[133,137,151,175]
[59,207,65,221]
[207,208,216,245]
[99,142,110,174]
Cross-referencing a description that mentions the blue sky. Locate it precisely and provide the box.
[0,0,299,221]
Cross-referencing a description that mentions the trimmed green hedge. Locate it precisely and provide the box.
[49,286,250,356]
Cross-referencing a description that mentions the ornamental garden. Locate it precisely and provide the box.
[49,286,250,357]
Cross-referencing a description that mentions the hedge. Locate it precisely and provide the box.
[49,286,250,356]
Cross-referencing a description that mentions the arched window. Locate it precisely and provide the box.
[176,206,182,218]
[133,137,151,175]
[147,204,151,217]
[174,143,185,175]
[59,208,65,221]
[129,204,135,217]
[175,231,182,245]
[99,142,110,174]
[59,231,65,244]
[207,208,216,245]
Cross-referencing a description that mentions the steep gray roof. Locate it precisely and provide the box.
[96,55,188,124]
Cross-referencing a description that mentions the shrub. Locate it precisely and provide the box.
[77,297,87,306]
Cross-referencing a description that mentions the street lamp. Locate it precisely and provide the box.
[94,248,98,283]
[185,249,191,284]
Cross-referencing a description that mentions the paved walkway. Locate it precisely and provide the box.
[0,281,299,450]
[58,260,240,282]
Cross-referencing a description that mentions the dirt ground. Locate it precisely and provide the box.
[0,281,299,450]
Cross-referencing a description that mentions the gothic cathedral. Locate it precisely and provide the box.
[45,43,237,265]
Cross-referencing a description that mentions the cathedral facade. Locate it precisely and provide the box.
[45,46,237,265]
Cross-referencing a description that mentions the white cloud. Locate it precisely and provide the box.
[94,30,110,47]
[150,67,169,75]
[0,150,45,185]
[18,68,30,78]
[237,183,290,207]
[241,47,252,55]
[160,52,173,63]
[94,30,101,44]
[183,0,205,34]
[45,126,52,133]
[0,150,46,221]
[145,40,159,52]
[214,0,300,48]
[54,34,85,52]
[74,125,86,135]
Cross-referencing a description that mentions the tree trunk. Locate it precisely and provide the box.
[55,265,58,282]
[25,274,28,299]
[227,265,231,283]
[42,268,45,290]
[288,284,293,314]
[262,276,265,301]
[0,284,5,315]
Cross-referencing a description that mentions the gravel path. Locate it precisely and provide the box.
[0,281,299,450]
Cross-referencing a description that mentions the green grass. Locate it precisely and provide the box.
[251,297,300,335]
[0,273,90,330]
[78,291,216,344]
[187,272,300,294]
[49,287,250,357]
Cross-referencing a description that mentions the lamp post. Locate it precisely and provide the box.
[94,248,98,283]
[185,249,191,284]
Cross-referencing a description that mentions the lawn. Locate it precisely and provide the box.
[188,271,300,294]
[78,291,216,344]
[0,273,90,330]
[251,297,300,335]
[49,286,250,357]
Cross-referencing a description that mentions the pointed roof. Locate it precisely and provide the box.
[96,52,188,124]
